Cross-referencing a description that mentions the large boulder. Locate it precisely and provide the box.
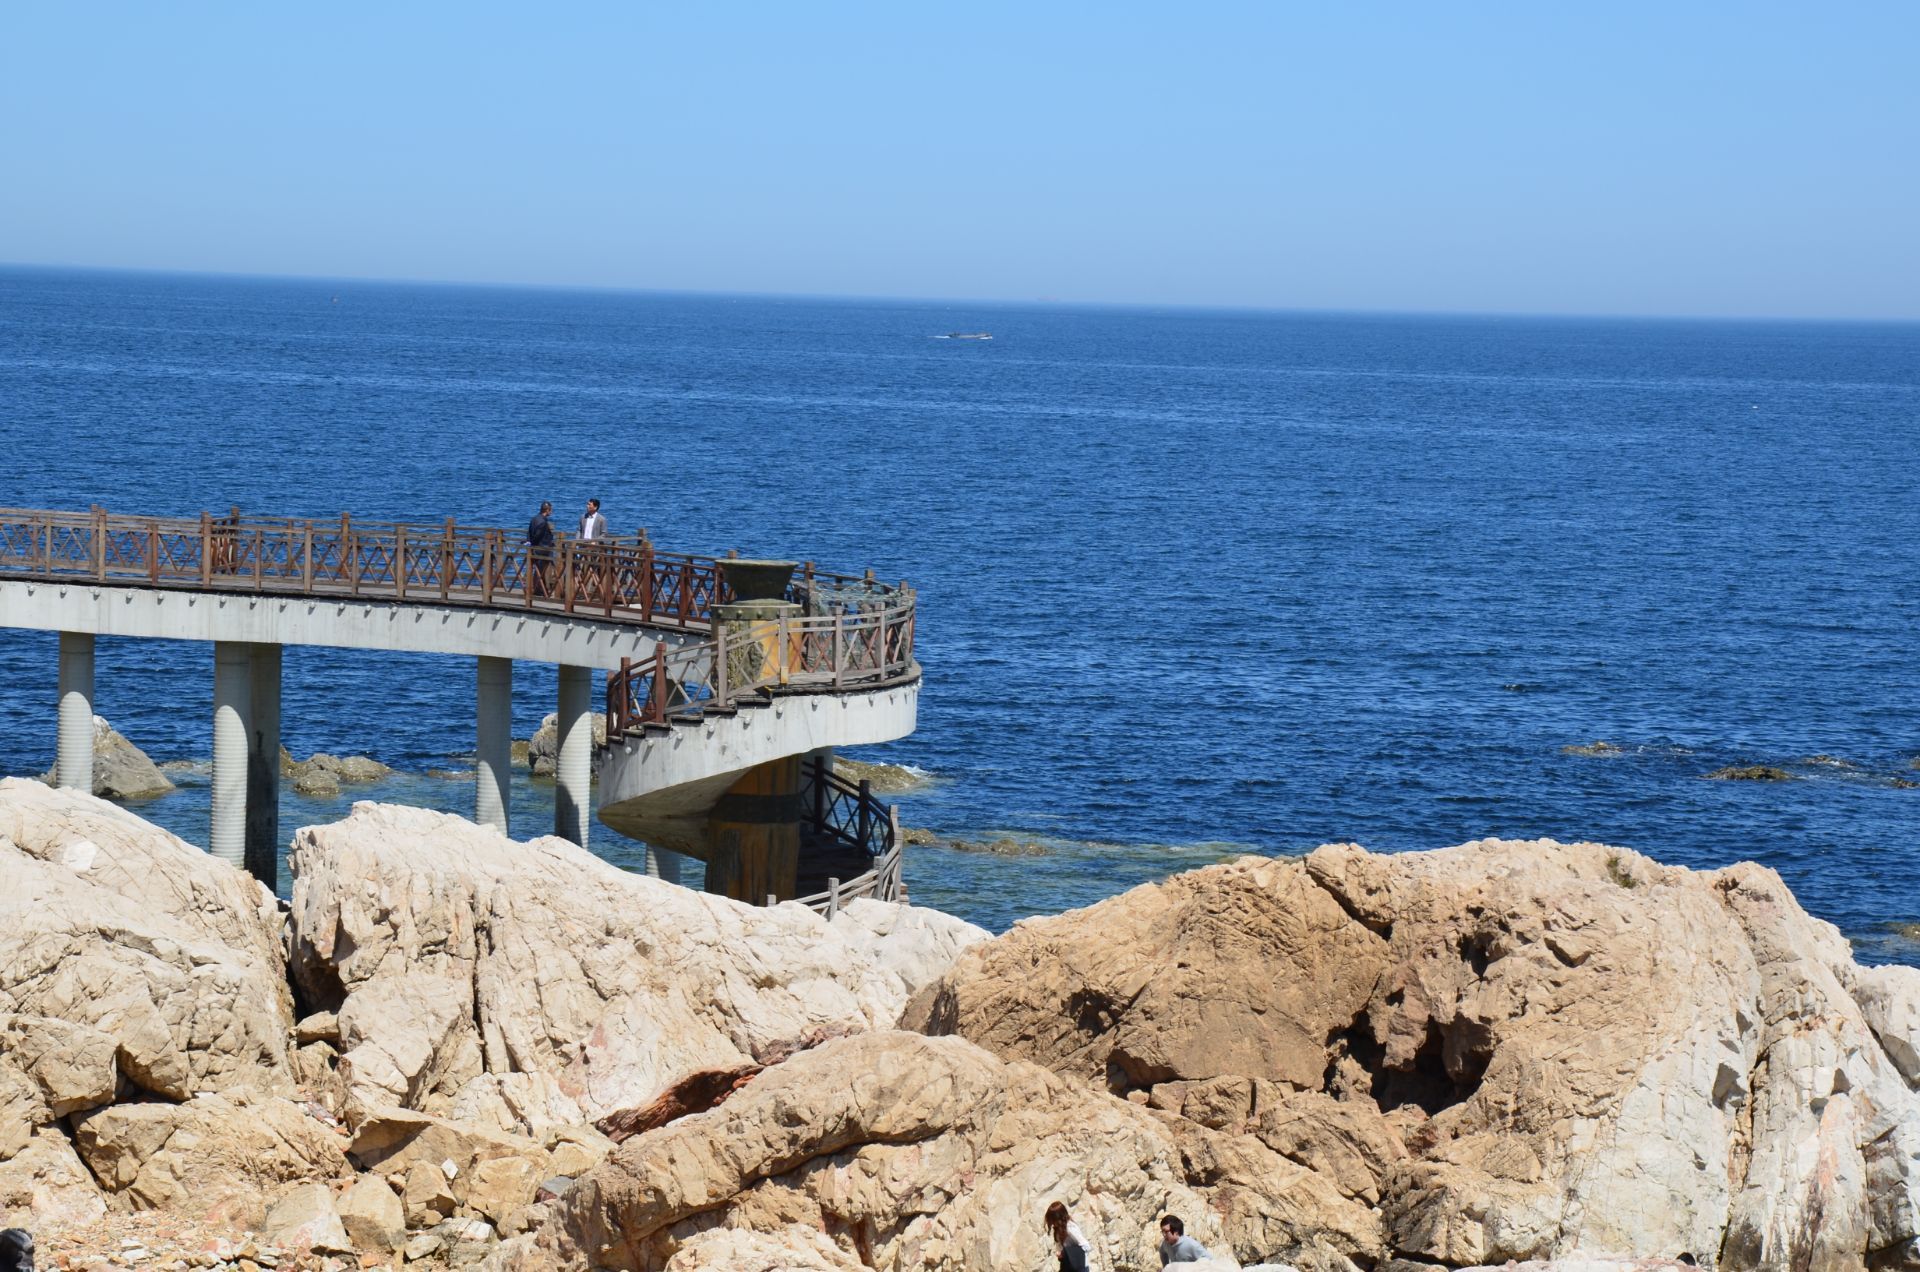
[41,717,173,800]
[287,803,985,1131]
[499,1031,1356,1272]
[0,779,294,1101]
[70,1092,350,1227]
[0,1129,107,1232]
[905,841,1920,1270]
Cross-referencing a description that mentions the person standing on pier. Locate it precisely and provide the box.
[527,500,556,596]
[578,497,606,542]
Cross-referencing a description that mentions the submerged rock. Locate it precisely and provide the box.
[525,712,607,777]
[1560,740,1622,757]
[1703,764,1795,781]
[831,755,931,794]
[282,747,393,785]
[40,716,173,800]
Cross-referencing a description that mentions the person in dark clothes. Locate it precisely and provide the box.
[0,1227,34,1272]
[526,500,556,596]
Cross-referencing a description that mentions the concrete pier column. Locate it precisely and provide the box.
[643,846,684,886]
[554,664,594,847]
[245,643,281,886]
[703,756,803,905]
[211,642,253,868]
[56,632,96,792]
[476,656,513,836]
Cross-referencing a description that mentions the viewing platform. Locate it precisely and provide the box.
[0,506,920,910]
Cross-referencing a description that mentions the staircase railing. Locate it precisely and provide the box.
[794,758,904,915]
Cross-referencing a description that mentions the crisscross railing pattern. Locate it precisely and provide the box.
[0,506,918,730]
[794,757,904,914]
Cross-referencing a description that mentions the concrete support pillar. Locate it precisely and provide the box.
[703,756,802,905]
[211,642,252,868]
[56,632,96,792]
[245,644,281,887]
[554,664,593,847]
[476,656,513,836]
[643,846,684,886]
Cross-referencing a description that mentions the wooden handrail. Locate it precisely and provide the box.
[0,505,918,748]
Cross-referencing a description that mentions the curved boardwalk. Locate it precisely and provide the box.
[0,506,919,908]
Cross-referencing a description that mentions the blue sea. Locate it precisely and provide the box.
[1,267,1915,960]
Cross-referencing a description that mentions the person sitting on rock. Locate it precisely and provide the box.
[1157,1214,1210,1266]
[1043,1201,1094,1272]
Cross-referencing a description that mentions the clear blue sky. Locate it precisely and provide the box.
[2,3,1915,318]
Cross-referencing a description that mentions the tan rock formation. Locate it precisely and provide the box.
[70,1093,350,1227]
[502,1030,1247,1272]
[288,803,985,1129]
[907,840,1920,1270]
[0,1130,108,1231]
[0,780,293,1101]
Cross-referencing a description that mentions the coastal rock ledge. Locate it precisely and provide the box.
[1,776,1916,1272]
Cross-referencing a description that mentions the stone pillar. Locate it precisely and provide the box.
[211,642,252,868]
[703,756,803,905]
[554,664,593,847]
[245,643,281,887]
[55,632,95,792]
[476,656,513,836]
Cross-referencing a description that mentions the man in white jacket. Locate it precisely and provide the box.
[578,498,606,541]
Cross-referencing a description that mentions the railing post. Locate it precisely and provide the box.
[603,545,616,617]
[482,532,495,605]
[612,656,631,739]
[302,522,314,591]
[441,518,454,600]
[200,511,212,585]
[639,542,654,622]
[812,758,827,834]
[826,879,840,921]
[857,778,872,852]
[93,506,106,582]
[714,626,729,704]
[649,644,667,723]
[147,524,160,584]
[394,524,408,599]
[343,513,358,595]
[677,562,691,625]
[833,615,845,688]
[253,527,264,590]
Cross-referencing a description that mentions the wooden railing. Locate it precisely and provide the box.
[0,506,918,725]
[794,758,905,914]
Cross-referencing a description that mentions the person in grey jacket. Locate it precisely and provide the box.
[1157,1214,1210,1266]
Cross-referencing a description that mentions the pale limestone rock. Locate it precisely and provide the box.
[1855,963,1920,1085]
[402,1159,458,1227]
[450,1073,588,1141]
[0,846,293,1100]
[288,803,979,1124]
[348,1106,550,1219]
[0,1129,108,1231]
[525,714,605,778]
[510,1031,1254,1272]
[294,1011,340,1044]
[828,896,989,1007]
[338,1174,408,1251]
[260,1180,354,1255]
[335,973,481,1127]
[70,1092,349,1227]
[659,1224,869,1271]
[909,839,1920,1270]
[0,1058,42,1159]
[0,1014,118,1119]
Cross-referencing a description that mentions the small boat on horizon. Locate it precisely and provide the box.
[936,332,992,341]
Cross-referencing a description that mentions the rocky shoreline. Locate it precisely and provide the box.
[1,779,1917,1270]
